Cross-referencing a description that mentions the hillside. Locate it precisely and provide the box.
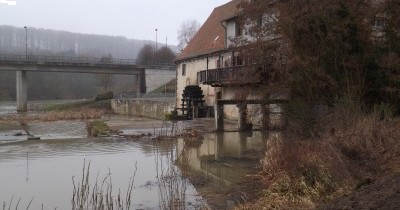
[0,25,176,59]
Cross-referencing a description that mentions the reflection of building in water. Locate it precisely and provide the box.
[176,132,267,187]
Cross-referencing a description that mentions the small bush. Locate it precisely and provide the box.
[87,121,110,137]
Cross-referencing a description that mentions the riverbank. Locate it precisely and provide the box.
[228,111,400,210]
[7,99,400,209]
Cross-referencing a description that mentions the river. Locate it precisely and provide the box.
[0,102,267,209]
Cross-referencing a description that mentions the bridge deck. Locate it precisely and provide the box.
[0,54,175,74]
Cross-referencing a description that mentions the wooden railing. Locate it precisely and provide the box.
[197,65,269,87]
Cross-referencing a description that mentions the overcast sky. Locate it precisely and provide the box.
[0,0,231,45]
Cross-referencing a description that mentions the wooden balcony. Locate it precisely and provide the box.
[197,65,269,87]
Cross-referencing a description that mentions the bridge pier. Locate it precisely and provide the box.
[16,70,28,112]
[136,73,142,98]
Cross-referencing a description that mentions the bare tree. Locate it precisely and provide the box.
[137,44,155,65]
[154,46,176,64]
[237,0,398,107]
[177,19,200,51]
[137,44,175,65]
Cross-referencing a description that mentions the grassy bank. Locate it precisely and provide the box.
[43,99,111,112]
[234,107,400,209]
[86,120,115,137]
[0,100,111,122]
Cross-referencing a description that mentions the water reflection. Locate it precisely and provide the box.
[0,121,281,209]
[176,132,266,191]
[0,137,200,209]
[176,131,284,208]
[0,102,16,115]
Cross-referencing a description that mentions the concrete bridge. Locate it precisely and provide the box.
[0,54,176,112]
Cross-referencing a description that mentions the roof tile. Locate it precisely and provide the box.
[176,0,242,61]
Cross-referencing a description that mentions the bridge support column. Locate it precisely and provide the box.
[16,70,28,112]
[237,103,248,131]
[136,72,142,98]
[214,102,224,131]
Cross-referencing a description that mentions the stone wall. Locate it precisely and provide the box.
[111,98,175,120]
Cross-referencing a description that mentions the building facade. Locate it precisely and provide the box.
[176,0,276,128]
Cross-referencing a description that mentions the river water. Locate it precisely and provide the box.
[0,102,267,209]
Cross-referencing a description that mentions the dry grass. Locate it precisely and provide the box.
[154,142,189,210]
[0,109,105,123]
[236,107,400,210]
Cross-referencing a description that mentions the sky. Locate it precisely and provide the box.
[0,0,231,45]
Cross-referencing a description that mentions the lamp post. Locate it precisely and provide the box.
[24,26,28,60]
[155,28,158,51]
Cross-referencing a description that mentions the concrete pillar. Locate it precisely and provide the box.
[214,102,224,131]
[237,102,248,131]
[239,132,248,158]
[262,103,270,130]
[136,72,142,98]
[215,132,224,161]
[16,70,28,112]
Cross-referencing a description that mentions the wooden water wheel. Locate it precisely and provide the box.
[181,85,205,119]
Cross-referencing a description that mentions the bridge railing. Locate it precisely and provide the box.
[0,54,138,65]
[0,54,176,70]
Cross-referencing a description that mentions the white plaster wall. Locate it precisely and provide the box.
[176,55,223,108]
[226,20,236,47]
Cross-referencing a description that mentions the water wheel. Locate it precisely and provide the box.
[181,85,205,119]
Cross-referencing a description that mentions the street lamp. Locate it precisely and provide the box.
[155,28,158,51]
[24,26,28,61]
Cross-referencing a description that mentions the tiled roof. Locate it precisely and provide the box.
[176,0,242,61]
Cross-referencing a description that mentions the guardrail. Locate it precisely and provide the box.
[0,54,137,65]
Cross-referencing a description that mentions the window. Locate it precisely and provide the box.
[182,64,186,76]
[374,17,385,27]
[234,55,243,66]
[235,21,242,37]
[257,15,263,27]
[216,58,222,68]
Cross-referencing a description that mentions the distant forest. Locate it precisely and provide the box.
[0,25,176,100]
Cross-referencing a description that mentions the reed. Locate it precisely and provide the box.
[153,121,187,140]
[154,142,189,210]
[71,160,137,210]
[1,197,33,210]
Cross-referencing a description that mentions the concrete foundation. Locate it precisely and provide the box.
[214,103,224,131]
[111,98,175,120]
